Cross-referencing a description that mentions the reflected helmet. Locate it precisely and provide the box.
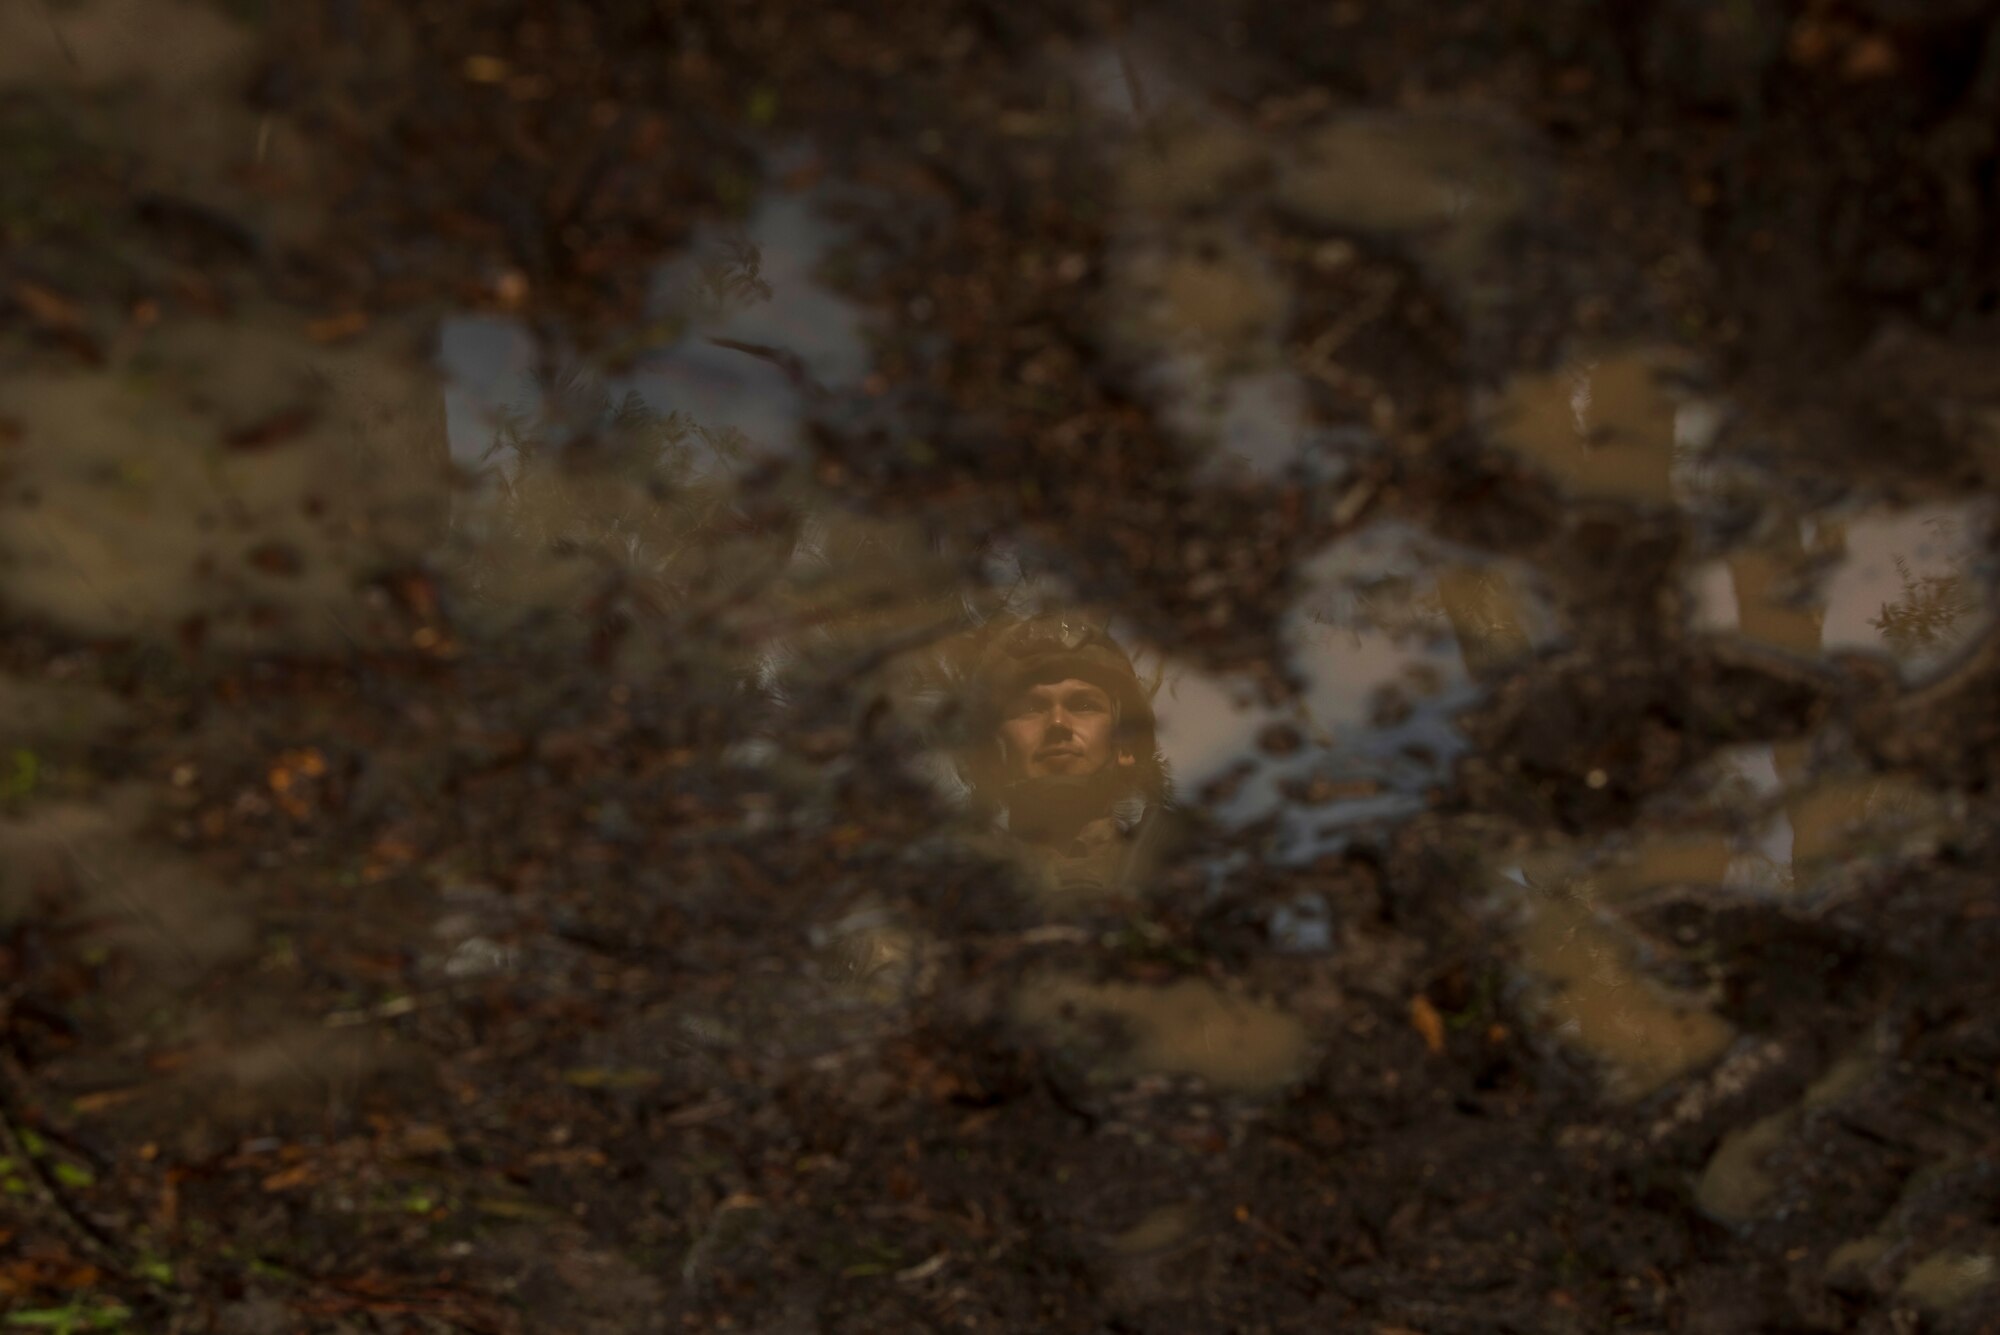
[952,615,1168,806]
[967,615,1157,740]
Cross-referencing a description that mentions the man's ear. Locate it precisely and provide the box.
[1115,746,1136,768]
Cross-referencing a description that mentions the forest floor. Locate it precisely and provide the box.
[4,0,2000,1331]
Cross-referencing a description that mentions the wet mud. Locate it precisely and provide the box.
[4,1,2000,1332]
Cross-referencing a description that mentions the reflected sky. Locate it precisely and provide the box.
[441,147,871,484]
[1692,498,1994,680]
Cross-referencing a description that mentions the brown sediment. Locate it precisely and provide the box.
[1512,897,1736,1102]
[1013,972,1313,1094]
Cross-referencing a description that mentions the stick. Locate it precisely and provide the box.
[0,1058,129,1272]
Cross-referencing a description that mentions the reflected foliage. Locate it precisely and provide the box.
[1872,556,1979,659]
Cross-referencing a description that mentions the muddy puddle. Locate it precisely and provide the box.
[6,1,2000,1330]
[1013,971,1312,1094]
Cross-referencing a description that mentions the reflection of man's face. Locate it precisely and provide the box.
[996,677,1134,782]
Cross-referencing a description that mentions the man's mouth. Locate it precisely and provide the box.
[1036,747,1082,762]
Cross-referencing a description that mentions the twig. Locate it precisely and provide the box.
[706,336,821,396]
[36,0,79,69]
[318,597,366,654]
[0,1057,128,1273]
[322,991,441,1028]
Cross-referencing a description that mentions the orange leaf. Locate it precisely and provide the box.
[306,311,369,343]
[1843,35,1898,79]
[1786,19,1835,67]
[1408,995,1446,1055]
[72,1087,144,1114]
[146,1047,197,1073]
[224,407,314,450]
[399,1124,454,1156]
[261,1162,318,1192]
[371,837,417,862]
[13,282,85,330]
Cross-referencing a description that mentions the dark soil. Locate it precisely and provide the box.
[3,1,2000,1332]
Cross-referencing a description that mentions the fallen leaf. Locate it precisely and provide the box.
[561,1068,660,1090]
[394,573,441,620]
[306,311,369,343]
[12,282,85,331]
[1787,19,1835,66]
[663,1096,733,1126]
[476,1195,560,1220]
[494,270,530,307]
[1843,35,1898,79]
[224,408,314,451]
[399,1124,454,1156]
[368,834,417,861]
[71,1088,144,1115]
[523,1146,608,1168]
[1409,994,1446,1055]
[247,542,305,577]
[261,1162,317,1192]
